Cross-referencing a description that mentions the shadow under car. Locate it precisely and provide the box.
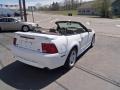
[0,46,91,89]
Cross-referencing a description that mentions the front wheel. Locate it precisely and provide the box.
[22,26,30,32]
[64,48,77,69]
[90,35,95,47]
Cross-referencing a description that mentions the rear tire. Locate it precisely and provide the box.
[22,26,30,32]
[64,48,77,69]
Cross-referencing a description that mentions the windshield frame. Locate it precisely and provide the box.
[56,21,88,32]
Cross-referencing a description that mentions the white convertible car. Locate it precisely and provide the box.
[11,21,95,69]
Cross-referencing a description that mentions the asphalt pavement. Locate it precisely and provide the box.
[0,12,120,90]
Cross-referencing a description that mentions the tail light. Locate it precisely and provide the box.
[42,43,58,54]
[13,38,17,46]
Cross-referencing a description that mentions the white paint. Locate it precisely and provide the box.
[11,23,95,69]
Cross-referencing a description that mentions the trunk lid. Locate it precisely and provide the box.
[14,32,58,52]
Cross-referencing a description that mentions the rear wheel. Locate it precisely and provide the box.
[64,48,77,69]
[22,26,30,32]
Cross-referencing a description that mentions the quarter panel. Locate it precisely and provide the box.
[51,36,68,54]
[66,34,82,56]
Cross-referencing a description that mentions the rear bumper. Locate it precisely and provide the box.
[11,46,66,69]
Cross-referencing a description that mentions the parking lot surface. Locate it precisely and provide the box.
[0,12,120,90]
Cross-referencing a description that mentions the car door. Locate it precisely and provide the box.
[5,18,13,30]
[7,18,18,30]
[11,19,22,30]
[0,19,4,30]
[66,22,89,55]
[79,25,89,51]
[5,18,11,30]
[0,18,8,30]
[1,18,13,30]
[80,31,89,50]
[69,22,89,53]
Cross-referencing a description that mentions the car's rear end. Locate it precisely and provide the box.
[11,32,68,69]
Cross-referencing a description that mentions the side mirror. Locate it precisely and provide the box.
[88,29,92,32]
[15,20,19,23]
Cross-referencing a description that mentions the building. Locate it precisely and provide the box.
[112,0,120,16]
[78,0,120,16]
[78,1,97,15]
[28,6,36,11]
[0,4,19,17]
[0,8,15,17]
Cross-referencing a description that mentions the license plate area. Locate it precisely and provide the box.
[18,36,35,49]
[21,39,33,48]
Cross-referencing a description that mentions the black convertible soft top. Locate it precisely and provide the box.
[55,20,81,24]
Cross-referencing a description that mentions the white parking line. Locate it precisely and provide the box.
[116,25,120,27]
[97,32,120,38]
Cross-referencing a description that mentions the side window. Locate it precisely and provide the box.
[3,18,7,22]
[0,19,2,22]
[76,28,86,34]
[8,18,15,22]
[0,18,6,22]
[67,23,86,34]
[73,23,86,34]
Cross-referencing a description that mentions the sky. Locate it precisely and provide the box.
[0,0,92,6]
